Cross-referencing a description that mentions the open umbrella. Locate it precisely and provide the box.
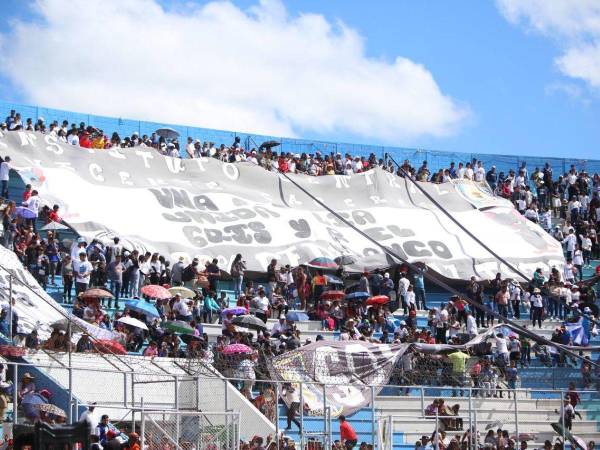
[50,318,70,332]
[307,257,338,269]
[345,291,370,301]
[164,320,194,335]
[94,339,127,355]
[179,334,203,345]
[366,295,389,306]
[125,300,160,319]
[82,288,114,299]
[117,316,149,330]
[286,311,309,322]
[15,207,37,220]
[232,315,267,331]
[222,343,253,355]
[320,290,346,301]
[37,403,67,419]
[41,221,69,231]
[141,285,171,300]
[155,127,180,139]
[334,255,356,266]
[259,140,281,149]
[168,286,195,298]
[325,274,344,286]
[221,307,247,316]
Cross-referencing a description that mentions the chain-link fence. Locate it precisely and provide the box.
[140,410,240,450]
[0,358,598,449]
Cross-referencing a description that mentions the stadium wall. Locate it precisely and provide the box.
[2,99,599,178]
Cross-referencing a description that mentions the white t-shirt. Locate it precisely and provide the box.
[67,134,80,146]
[0,161,10,181]
[23,196,41,215]
[398,278,410,295]
[73,259,93,284]
[475,166,485,182]
[466,315,478,335]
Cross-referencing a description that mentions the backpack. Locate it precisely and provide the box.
[182,264,195,282]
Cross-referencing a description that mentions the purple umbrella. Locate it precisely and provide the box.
[221,307,248,316]
[15,207,37,220]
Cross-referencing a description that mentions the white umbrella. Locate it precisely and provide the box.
[117,316,148,330]
[41,221,69,231]
[155,128,180,139]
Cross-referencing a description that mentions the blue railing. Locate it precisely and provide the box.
[2,99,600,178]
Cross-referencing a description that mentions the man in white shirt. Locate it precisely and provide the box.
[172,294,192,321]
[271,317,289,338]
[562,229,577,259]
[398,274,410,314]
[474,161,485,182]
[73,252,93,296]
[185,137,195,159]
[465,311,478,337]
[252,287,270,322]
[22,189,41,229]
[0,156,10,199]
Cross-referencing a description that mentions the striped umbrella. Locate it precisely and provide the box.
[307,257,338,269]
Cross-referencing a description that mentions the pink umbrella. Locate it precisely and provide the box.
[141,284,171,300]
[222,343,253,355]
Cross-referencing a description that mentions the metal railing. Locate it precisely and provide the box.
[0,359,597,449]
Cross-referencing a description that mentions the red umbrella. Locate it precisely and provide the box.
[366,295,389,306]
[141,284,171,299]
[320,290,346,301]
[93,339,127,355]
[222,343,253,355]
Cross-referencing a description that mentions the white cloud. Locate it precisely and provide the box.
[497,0,600,88]
[0,0,467,143]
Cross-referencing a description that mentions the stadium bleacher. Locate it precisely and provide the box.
[0,101,599,450]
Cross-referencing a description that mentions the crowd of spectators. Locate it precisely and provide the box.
[2,109,600,449]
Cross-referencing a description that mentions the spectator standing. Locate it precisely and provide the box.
[339,415,358,449]
[73,252,93,295]
[0,156,10,199]
[107,255,124,308]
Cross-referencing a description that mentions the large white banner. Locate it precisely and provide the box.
[0,131,564,281]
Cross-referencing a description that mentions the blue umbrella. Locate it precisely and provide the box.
[286,311,309,322]
[345,291,370,300]
[325,274,344,285]
[125,300,160,319]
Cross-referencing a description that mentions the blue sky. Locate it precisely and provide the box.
[0,0,599,159]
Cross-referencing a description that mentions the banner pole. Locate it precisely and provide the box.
[299,382,305,450]
[371,385,377,448]
[275,383,280,450]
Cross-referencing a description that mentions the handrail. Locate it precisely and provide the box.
[0,258,135,371]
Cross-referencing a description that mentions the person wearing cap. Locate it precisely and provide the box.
[18,372,36,401]
[76,332,94,353]
[531,288,544,328]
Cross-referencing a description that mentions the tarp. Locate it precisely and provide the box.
[267,327,500,416]
[0,131,564,281]
[0,245,118,341]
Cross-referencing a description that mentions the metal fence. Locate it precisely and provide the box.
[2,99,600,177]
[1,360,598,449]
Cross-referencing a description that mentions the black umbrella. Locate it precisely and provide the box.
[259,140,281,150]
[179,334,204,345]
[232,315,267,331]
[155,128,180,139]
[334,255,356,266]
